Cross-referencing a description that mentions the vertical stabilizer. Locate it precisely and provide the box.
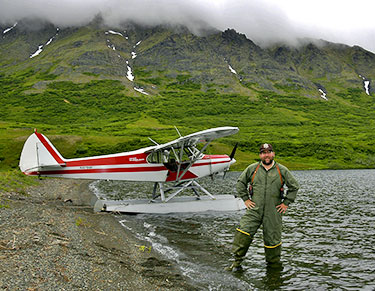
[19,132,65,175]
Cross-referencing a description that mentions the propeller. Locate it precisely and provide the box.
[223,143,238,179]
[229,143,238,160]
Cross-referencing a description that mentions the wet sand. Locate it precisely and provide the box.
[0,178,197,290]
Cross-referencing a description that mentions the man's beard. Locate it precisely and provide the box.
[262,158,274,166]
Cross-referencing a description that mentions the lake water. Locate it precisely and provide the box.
[91,169,375,290]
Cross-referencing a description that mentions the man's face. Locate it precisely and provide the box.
[259,150,275,165]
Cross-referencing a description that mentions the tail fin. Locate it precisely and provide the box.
[19,130,66,175]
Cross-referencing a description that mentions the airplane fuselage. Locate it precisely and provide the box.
[26,153,233,182]
[20,132,234,182]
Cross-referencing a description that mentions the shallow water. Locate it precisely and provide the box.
[91,169,375,290]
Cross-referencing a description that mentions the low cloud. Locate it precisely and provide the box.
[1,0,374,53]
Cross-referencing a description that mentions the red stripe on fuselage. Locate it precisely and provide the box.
[67,155,229,168]
[192,161,230,167]
[33,165,166,176]
[65,153,148,167]
[192,157,230,167]
[202,154,229,159]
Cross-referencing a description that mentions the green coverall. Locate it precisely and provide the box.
[230,161,299,268]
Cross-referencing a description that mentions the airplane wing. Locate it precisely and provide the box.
[148,126,239,152]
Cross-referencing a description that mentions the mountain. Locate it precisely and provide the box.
[0,19,374,170]
[1,19,373,97]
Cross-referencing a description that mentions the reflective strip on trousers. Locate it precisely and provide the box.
[264,242,282,248]
[236,228,251,236]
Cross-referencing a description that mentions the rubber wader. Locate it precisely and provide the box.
[265,245,282,268]
[225,230,252,271]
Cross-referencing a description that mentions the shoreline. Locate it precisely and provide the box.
[0,178,197,290]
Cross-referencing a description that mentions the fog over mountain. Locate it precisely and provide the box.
[1,0,374,53]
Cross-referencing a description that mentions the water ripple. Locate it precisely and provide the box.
[92,169,375,290]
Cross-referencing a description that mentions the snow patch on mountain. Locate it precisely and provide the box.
[105,30,129,40]
[30,28,59,58]
[364,81,370,95]
[126,60,134,81]
[3,22,17,34]
[103,33,147,94]
[228,65,237,75]
[30,45,44,58]
[319,89,327,100]
[223,58,237,75]
[106,30,123,37]
[134,87,149,95]
[359,75,371,95]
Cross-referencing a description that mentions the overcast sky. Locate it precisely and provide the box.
[1,0,374,53]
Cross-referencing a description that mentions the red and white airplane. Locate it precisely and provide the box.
[19,126,245,213]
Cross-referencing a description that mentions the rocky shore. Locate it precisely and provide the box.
[0,178,196,290]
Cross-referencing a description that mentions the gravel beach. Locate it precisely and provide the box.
[0,178,197,290]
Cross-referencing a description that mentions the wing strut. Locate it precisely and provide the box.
[176,142,185,180]
[176,140,211,183]
[174,126,182,137]
[192,181,215,199]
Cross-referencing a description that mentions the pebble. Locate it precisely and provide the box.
[0,178,197,290]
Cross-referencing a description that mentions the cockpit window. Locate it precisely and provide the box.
[147,146,202,164]
[147,151,163,163]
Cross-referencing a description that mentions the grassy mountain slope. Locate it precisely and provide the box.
[0,20,374,171]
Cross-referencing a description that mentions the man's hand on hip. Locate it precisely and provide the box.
[276,203,288,214]
[244,199,256,209]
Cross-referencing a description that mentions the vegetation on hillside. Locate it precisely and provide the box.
[1,70,374,171]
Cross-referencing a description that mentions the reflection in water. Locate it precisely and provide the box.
[91,169,375,290]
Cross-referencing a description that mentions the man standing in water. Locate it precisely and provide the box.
[226,143,299,271]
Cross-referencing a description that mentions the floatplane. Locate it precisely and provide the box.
[19,126,245,213]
